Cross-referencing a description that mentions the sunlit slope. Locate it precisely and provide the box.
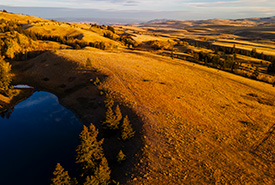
[0,11,120,49]
[19,49,275,184]
[0,11,48,24]
[60,49,275,184]
[27,21,120,45]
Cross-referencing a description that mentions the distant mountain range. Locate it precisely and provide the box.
[142,16,275,27]
[1,5,275,25]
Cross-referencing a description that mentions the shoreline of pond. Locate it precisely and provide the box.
[0,90,83,185]
[0,88,34,115]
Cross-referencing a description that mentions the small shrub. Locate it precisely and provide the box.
[252,67,259,79]
[93,77,101,86]
[86,58,92,67]
[117,150,126,163]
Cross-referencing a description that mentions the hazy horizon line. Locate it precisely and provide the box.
[1,5,275,25]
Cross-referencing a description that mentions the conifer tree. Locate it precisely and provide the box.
[94,157,111,185]
[102,106,117,130]
[117,150,126,163]
[51,163,72,185]
[76,124,104,178]
[114,105,122,126]
[84,176,99,185]
[104,93,114,108]
[0,57,11,92]
[121,116,135,141]
[86,58,92,67]
[76,124,111,185]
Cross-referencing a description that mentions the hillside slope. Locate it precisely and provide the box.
[13,48,275,184]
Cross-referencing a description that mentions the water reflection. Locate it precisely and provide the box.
[0,91,82,185]
[0,108,13,119]
[13,84,34,89]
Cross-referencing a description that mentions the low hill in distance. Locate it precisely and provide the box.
[1,10,275,184]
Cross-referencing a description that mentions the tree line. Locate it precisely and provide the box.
[184,39,275,73]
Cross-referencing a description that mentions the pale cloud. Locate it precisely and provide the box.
[187,0,275,8]
[16,96,53,109]
[0,0,275,21]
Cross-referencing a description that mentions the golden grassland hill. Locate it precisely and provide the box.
[26,21,119,45]
[0,11,48,24]
[0,11,122,60]
[2,11,275,184]
[116,19,275,84]
[12,47,275,184]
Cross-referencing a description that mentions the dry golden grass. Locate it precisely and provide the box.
[27,22,120,46]
[218,39,275,50]
[131,34,167,43]
[28,22,81,37]
[214,41,275,55]
[0,11,48,24]
[13,48,275,184]
[3,12,275,184]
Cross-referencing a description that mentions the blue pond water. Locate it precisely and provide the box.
[0,91,83,185]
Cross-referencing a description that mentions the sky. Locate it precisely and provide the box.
[1,0,275,23]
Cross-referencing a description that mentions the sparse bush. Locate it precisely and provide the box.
[93,77,101,86]
[107,26,115,33]
[148,40,175,50]
[252,66,259,79]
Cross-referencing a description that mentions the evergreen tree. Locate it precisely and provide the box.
[0,57,12,95]
[121,116,135,141]
[84,176,99,185]
[76,124,104,178]
[51,163,72,185]
[114,105,122,126]
[117,150,126,163]
[86,58,92,67]
[104,94,114,108]
[102,106,118,130]
[76,124,111,185]
[94,157,111,185]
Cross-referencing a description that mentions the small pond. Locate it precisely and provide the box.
[0,91,83,185]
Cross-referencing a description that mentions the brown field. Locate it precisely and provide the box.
[1,11,275,184]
